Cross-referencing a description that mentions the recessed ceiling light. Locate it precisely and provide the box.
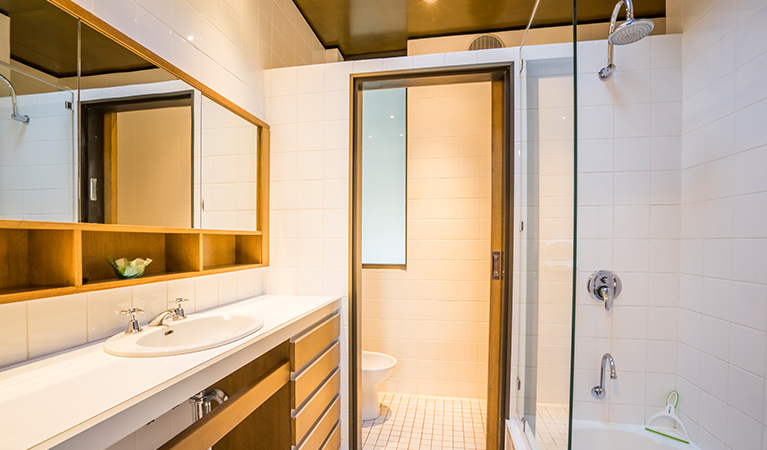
[424,0,438,3]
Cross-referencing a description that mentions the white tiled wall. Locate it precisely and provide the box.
[264,46,517,450]
[572,34,683,425]
[0,90,76,222]
[117,107,193,228]
[0,267,267,368]
[71,0,326,121]
[361,82,492,399]
[674,0,767,448]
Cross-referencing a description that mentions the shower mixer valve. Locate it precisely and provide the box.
[587,270,622,311]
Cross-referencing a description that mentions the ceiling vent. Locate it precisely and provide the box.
[468,34,504,51]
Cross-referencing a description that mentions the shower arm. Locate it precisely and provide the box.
[0,73,30,123]
[601,0,635,79]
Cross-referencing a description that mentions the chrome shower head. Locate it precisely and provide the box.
[598,0,655,80]
[609,18,655,45]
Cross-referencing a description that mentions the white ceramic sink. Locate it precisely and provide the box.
[104,313,264,357]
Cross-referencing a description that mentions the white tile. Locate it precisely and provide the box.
[699,352,729,401]
[612,306,648,339]
[648,307,678,341]
[729,324,766,376]
[734,193,767,238]
[270,67,297,96]
[698,391,728,442]
[237,269,256,299]
[678,343,701,384]
[577,206,613,239]
[730,281,767,331]
[132,283,168,326]
[732,239,767,285]
[87,287,132,342]
[614,205,650,239]
[615,103,651,138]
[218,272,238,304]
[578,139,614,172]
[167,278,196,312]
[645,340,677,375]
[733,146,767,195]
[0,302,27,367]
[726,406,764,450]
[679,309,702,348]
[28,294,87,358]
[578,173,614,206]
[296,64,325,94]
[195,274,218,311]
[613,239,649,272]
[728,365,764,421]
[611,339,647,372]
[700,316,730,361]
[614,172,650,205]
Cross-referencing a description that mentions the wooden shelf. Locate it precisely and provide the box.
[0,220,266,305]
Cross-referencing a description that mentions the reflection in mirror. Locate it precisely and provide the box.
[77,21,199,229]
[0,65,77,222]
[0,1,79,222]
[79,92,194,228]
[200,97,259,231]
[0,1,262,232]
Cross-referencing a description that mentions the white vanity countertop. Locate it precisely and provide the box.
[0,294,341,450]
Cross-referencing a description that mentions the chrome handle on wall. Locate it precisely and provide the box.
[587,270,622,311]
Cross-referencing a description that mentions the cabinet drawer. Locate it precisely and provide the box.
[292,368,341,445]
[295,396,340,450]
[320,421,341,450]
[292,341,340,408]
[291,314,340,373]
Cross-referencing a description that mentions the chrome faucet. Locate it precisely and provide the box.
[119,307,144,334]
[592,353,617,399]
[147,298,189,327]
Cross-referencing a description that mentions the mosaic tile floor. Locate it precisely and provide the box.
[530,403,569,450]
[361,392,486,450]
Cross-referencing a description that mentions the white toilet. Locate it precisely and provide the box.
[361,351,397,420]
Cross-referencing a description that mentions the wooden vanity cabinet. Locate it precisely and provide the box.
[158,312,342,450]
[290,313,342,450]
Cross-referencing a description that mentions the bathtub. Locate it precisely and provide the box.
[571,420,699,450]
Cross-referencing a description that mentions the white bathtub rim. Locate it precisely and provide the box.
[572,420,699,449]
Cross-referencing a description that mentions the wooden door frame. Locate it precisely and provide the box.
[349,63,514,450]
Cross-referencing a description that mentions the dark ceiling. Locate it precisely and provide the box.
[0,0,154,78]
[292,0,666,58]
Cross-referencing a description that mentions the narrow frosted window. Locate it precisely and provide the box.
[361,88,406,266]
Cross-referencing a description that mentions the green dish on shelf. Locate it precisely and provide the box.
[107,257,152,279]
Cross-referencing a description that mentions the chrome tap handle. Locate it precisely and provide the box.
[119,307,144,317]
[119,308,144,334]
[170,298,189,319]
[587,270,622,311]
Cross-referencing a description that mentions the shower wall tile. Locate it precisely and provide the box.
[574,34,683,425]
[678,0,767,447]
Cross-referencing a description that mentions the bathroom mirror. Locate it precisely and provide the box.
[0,0,262,232]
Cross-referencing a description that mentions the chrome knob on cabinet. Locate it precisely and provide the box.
[587,270,622,311]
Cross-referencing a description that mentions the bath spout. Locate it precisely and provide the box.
[592,353,617,399]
